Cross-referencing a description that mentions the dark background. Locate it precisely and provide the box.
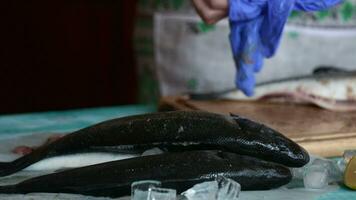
[1,0,138,114]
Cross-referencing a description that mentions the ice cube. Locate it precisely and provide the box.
[303,164,328,189]
[290,155,320,180]
[131,180,162,200]
[181,176,240,200]
[181,180,218,200]
[332,150,356,174]
[142,148,165,156]
[336,158,346,172]
[291,167,305,180]
[343,150,356,164]
[289,156,344,189]
[147,187,177,200]
[311,158,343,183]
[216,176,241,200]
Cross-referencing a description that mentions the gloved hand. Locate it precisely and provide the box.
[229,0,343,96]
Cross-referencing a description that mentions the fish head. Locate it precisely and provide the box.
[229,113,310,167]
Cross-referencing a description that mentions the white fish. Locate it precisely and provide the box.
[191,67,356,112]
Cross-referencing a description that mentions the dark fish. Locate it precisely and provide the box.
[0,111,309,177]
[0,151,292,197]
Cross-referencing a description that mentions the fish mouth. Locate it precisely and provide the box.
[286,145,310,167]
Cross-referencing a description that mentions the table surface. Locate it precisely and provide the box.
[0,105,355,200]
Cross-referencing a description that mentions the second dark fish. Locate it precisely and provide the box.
[0,151,292,197]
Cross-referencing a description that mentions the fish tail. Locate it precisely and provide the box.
[0,162,14,176]
[0,161,26,177]
[0,147,49,177]
[0,185,18,194]
[0,159,33,177]
[0,157,36,177]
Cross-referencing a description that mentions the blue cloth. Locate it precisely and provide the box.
[229,0,343,96]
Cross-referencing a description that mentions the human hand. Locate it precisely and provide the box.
[191,0,228,25]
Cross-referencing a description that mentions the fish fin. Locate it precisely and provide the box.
[229,113,239,118]
[313,66,350,76]
[229,113,246,121]
[0,162,26,177]
[229,113,263,129]
[0,150,47,177]
[0,162,13,176]
[229,113,247,126]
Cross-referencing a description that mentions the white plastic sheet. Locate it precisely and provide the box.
[154,12,356,96]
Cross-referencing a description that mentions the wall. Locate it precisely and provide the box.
[0,0,137,114]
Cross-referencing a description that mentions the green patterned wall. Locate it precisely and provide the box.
[289,0,356,26]
[134,0,356,104]
[135,0,191,104]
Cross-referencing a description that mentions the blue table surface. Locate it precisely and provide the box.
[0,105,355,200]
[0,105,156,138]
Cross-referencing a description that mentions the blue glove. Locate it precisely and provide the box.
[229,0,343,96]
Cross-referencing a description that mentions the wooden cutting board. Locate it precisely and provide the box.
[159,96,356,157]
